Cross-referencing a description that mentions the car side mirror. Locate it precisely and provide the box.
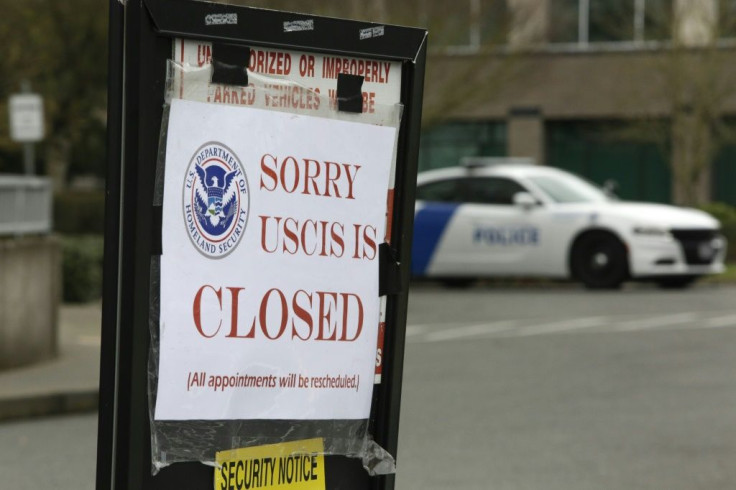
[513,192,537,210]
[603,179,619,198]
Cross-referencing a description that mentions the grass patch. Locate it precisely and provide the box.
[61,235,104,303]
[702,262,736,284]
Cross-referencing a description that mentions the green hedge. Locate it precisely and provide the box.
[61,235,104,303]
[700,202,736,261]
[54,190,105,235]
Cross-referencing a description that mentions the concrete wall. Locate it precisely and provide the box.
[424,47,736,121]
[508,107,545,164]
[0,236,60,369]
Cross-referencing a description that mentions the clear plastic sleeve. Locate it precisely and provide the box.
[148,59,403,475]
[166,60,402,127]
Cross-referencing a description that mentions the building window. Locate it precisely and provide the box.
[644,0,672,40]
[420,0,474,47]
[418,0,508,49]
[419,122,507,171]
[480,0,510,45]
[589,0,636,42]
[549,0,579,43]
[720,0,736,37]
[711,118,736,206]
[548,0,673,44]
[546,121,671,203]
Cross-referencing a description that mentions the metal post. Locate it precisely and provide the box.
[20,81,36,175]
[23,143,35,175]
[470,0,481,51]
[634,0,645,43]
[579,0,589,46]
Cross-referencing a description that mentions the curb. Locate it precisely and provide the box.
[0,391,98,422]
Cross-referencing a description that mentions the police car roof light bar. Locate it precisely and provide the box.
[460,156,535,169]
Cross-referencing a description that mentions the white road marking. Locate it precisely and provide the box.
[701,314,736,329]
[405,325,431,337]
[509,317,608,337]
[406,311,736,344]
[611,313,699,332]
[406,322,469,337]
[420,320,519,343]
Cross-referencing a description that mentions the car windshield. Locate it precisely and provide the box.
[526,173,611,203]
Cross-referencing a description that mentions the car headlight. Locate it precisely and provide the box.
[633,226,673,239]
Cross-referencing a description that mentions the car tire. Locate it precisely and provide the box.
[656,275,699,289]
[571,232,629,289]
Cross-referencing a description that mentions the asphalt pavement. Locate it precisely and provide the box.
[396,284,736,490]
[4,285,736,489]
[0,281,732,420]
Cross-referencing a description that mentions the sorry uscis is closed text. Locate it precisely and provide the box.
[193,286,366,343]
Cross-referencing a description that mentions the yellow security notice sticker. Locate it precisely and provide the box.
[215,438,325,490]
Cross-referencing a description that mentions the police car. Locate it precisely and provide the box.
[411,159,727,289]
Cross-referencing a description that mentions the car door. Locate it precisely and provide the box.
[412,177,467,277]
[441,176,547,276]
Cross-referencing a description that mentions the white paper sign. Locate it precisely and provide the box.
[156,98,397,421]
[8,93,44,143]
[173,38,404,386]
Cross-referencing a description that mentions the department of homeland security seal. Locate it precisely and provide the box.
[183,142,249,258]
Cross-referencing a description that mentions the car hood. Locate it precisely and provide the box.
[578,201,720,229]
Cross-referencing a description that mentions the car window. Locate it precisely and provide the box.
[416,178,464,202]
[464,177,528,205]
[527,174,610,203]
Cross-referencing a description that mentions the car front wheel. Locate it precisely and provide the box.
[571,232,629,289]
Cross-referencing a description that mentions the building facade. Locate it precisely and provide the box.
[419,0,736,206]
[223,0,735,205]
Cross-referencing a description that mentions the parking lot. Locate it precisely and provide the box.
[397,284,736,489]
[3,284,736,489]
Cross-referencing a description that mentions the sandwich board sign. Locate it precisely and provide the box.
[98,1,426,489]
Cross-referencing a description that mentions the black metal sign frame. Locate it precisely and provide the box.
[97,1,426,488]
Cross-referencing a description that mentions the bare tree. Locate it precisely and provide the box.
[612,0,736,205]
[662,0,736,205]
[217,0,521,130]
[0,0,107,190]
